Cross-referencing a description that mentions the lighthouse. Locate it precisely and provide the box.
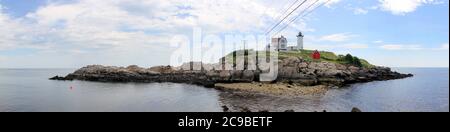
[297,31,304,50]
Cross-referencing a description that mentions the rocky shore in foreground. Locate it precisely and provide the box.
[51,56,413,89]
[215,83,328,96]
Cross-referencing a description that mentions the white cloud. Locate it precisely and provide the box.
[325,0,342,8]
[380,44,423,50]
[9,1,266,40]
[306,42,368,50]
[319,33,358,42]
[4,0,280,51]
[378,0,439,15]
[342,43,369,49]
[304,34,367,50]
[373,40,384,44]
[380,43,449,51]
[353,8,368,15]
[2,0,340,52]
[1,5,27,50]
[432,43,449,50]
[4,0,326,67]
[442,43,449,50]
[0,56,6,62]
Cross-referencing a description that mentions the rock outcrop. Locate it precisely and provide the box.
[50,57,413,87]
[276,57,413,86]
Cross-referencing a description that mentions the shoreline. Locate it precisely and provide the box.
[215,82,329,97]
[49,56,414,97]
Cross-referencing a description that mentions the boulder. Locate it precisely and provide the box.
[284,110,295,112]
[279,67,299,78]
[49,76,65,80]
[219,70,231,80]
[242,70,255,81]
[351,107,362,112]
[282,57,301,67]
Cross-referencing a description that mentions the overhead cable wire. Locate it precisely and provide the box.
[271,0,331,37]
[265,0,308,35]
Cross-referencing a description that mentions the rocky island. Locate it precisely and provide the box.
[51,50,413,97]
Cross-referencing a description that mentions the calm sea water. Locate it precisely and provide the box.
[0,68,448,112]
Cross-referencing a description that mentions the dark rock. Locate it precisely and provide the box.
[351,107,362,112]
[49,76,66,80]
[284,110,295,112]
[222,106,229,112]
[240,107,252,112]
[50,58,413,88]
[258,110,269,112]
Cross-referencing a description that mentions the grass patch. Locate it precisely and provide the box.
[221,49,374,68]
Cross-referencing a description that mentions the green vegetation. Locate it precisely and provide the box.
[222,49,374,68]
[338,54,363,67]
[279,50,373,68]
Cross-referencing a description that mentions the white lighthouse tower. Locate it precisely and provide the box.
[297,32,304,50]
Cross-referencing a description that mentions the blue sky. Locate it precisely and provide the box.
[302,0,449,67]
[0,0,448,68]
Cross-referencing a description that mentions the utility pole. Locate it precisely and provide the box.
[242,40,247,50]
[243,40,248,70]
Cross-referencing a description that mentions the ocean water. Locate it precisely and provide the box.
[320,68,449,112]
[0,69,222,112]
[0,68,448,112]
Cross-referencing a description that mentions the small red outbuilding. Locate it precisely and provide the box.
[312,50,321,60]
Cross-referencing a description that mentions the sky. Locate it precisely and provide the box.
[0,0,448,68]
